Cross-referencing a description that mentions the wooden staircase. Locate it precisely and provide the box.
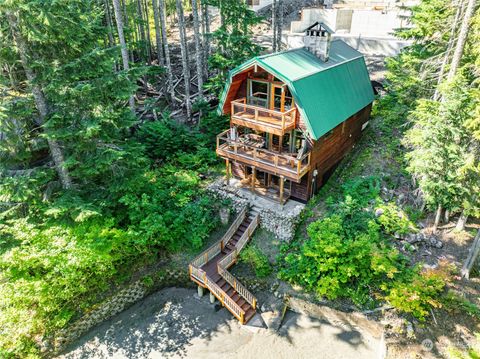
[189,207,260,324]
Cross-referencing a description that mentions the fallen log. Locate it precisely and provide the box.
[461,229,480,279]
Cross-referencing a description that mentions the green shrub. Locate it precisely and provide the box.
[240,245,272,278]
[382,264,451,321]
[375,202,417,235]
[279,177,452,318]
[281,214,404,306]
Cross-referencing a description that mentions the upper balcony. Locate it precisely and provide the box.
[230,95,297,136]
[216,129,311,183]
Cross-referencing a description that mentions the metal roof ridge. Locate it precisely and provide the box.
[289,54,365,82]
[256,47,307,60]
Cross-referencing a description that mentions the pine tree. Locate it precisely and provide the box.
[192,0,204,99]
[158,0,176,102]
[112,0,136,112]
[5,11,73,190]
[176,0,192,120]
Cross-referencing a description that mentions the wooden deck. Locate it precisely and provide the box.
[230,98,296,136]
[216,130,311,183]
[189,208,259,324]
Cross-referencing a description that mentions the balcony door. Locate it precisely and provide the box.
[248,80,269,108]
[269,85,294,112]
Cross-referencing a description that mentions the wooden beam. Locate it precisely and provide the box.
[251,167,256,192]
[226,159,230,185]
[279,175,284,204]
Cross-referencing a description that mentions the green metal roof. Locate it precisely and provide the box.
[218,40,374,140]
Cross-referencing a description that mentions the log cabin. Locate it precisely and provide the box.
[216,23,374,204]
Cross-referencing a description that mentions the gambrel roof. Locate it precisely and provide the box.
[218,40,375,140]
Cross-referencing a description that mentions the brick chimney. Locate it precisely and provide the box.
[304,22,333,62]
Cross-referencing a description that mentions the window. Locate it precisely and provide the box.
[248,80,269,108]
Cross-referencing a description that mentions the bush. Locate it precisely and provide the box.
[281,214,404,306]
[383,263,452,321]
[240,245,272,278]
[279,177,450,317]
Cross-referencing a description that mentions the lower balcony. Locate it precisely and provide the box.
[216,129,311,183]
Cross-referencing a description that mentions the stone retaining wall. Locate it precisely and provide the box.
[207,178,304,241]
[47,267,192,356]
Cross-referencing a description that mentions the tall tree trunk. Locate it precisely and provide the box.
[159,0,175,101]
[202,1,210,76]
[272,0,277,52]
[152,0,164,65]
[433,204,443,233]
[446,0,477,80]
[143,0,153,63]
[219,0,225,28]
[191,0,204,99]
[176,0,192,121]
[121,0,135,62]
[104,0,116,48]
[6,12,73,190]
[277,0,283,51]
[136,0,148,62]
[433,0,463,101]
[456,210,469,231]
[112,0,136,112]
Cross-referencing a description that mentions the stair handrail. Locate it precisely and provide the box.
[190,207,247,269]
[204,274,246,324]
[236,213,260,253]
[218,262,257,310]
[217,213,260,310]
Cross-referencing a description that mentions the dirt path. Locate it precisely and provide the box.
[59,287,383,359]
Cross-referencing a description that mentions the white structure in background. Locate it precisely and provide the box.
[247,0,273,12]
[287,1,418,56]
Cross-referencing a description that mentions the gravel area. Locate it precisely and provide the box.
[59,287,382,359]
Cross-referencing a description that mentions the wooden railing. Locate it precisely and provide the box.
[188,210,260,324]
[231,97,296,131]
[204,275,246,323]
[217,129,311,178]
[190,207,247,269]
[217,213,260,311]
[236,214,259,253]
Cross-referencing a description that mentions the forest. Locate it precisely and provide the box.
[0,0,479,358]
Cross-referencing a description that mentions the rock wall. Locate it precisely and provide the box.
[48,267,192,356]
[208,179,304,241]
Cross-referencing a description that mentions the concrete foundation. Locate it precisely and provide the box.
[210,292,216,304]
[198,285,204,297]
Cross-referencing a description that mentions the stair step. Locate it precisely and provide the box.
[216,278,226,287]
[236,298,246,307]
[241,302,251,311]
[244,308,256,323]
[231,293,240,302]
[210,273,221,282]
[221,282,231,291]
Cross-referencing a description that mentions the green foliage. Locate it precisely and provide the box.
[280,177,448,316]
[240,245,272,278]
[375,202,416,235]
[383,264,451,321]
[205,0,263,96]
[442,291,480,320]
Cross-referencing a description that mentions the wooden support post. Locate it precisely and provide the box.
[279,135,283,153]
[226,159,230,185]
[267,173,272,187]
[251,167,256,192]
[279,175,284,204]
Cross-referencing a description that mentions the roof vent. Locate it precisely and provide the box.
[303,22,333,62]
